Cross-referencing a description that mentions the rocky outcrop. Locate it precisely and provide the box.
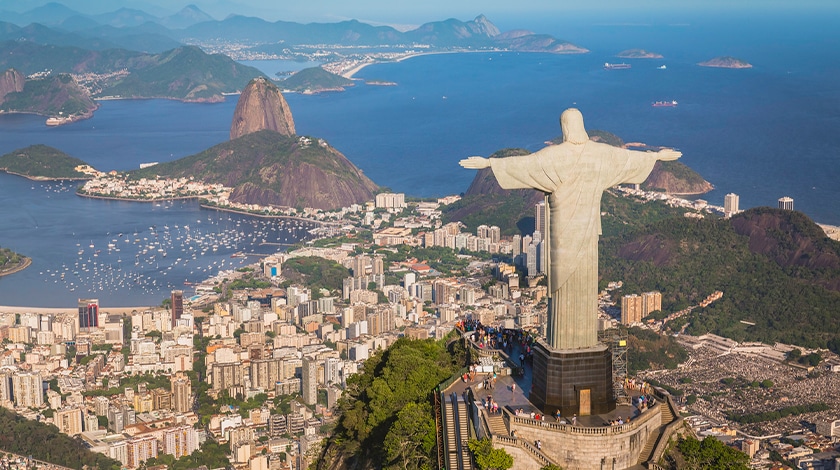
[698,56,752,68]
[230,77,295,140]
[0,69,24,104]
[642,161,714,195]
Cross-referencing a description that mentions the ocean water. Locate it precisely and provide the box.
[1,11,839,307]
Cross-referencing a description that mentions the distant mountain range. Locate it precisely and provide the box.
[0,3,587,54]
[0,42,264,102]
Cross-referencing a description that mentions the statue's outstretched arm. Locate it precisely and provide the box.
[652,148,681,161]
[459,156,491,169]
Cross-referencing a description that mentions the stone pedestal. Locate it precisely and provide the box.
[529,339,615,417]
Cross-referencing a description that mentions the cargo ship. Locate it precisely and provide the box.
[604,62,631,70]
[652,100,678,107]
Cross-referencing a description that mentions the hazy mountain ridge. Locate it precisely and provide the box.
[0,4,585,55]
[0,42,265,102]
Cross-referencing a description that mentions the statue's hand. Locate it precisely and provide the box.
[656,148,681,161]
[459,156,491,169]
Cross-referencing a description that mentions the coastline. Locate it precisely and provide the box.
[342,49,502,79]
[0,257,31,278]
[1,169,90,182]
[0,304,154,314]
[199,203,336,225]
[819,224,840,242]
[76,192,203,203]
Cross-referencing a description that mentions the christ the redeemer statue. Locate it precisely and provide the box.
[460,108,680,350]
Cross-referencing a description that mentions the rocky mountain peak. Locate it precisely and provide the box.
[230,77,295,140]
[0,69,25,105]
[470,14,501,37]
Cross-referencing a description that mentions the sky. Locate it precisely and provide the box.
[2,0,838,27]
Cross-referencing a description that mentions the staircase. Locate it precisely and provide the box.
[637,400,677,466]
[456,396,474,470]
[485,411,508,437]
[442,392,475,470]
[443,393,459,470]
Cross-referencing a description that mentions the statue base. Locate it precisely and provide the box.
[529,339,615,417]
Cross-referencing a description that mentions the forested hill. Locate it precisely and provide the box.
[128,130,378,211]
[315,336,465,470]
[0,407,120,469]
[0,145,91,179]
[600,207,840,350]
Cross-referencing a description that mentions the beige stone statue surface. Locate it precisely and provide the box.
[460,108,680,350]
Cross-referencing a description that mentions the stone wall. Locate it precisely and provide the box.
[506,402,662,469]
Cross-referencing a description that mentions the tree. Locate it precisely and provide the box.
[676,436,749,470]
[468,439,513,470]
[383,402,436,470]
[786,348,802,362]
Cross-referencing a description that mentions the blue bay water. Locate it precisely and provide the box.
[1,11,839,306]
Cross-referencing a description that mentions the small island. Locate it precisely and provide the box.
[616,49,663,59]
[0,247,30,278]
[281,67,355,94]
[0,144,97,180]
[698,56,752,69]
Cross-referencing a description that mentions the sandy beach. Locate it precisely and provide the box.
[341,49,500,79]
[819,224,840,241]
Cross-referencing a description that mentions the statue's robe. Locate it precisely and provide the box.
[489,141,656,349]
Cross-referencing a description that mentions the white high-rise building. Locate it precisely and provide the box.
[12,371,43,408]
[724,193,740,218]
[163,425,198,459]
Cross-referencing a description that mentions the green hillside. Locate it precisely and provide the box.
[280,66,354,92]
[102,46,263,101]
[600,208,840,350]
[315,336,465,469]
[128,130,377,210]
[0,144,90,179]
[0,407,120,469]
[0,74,97,117]
[0,42,264,101]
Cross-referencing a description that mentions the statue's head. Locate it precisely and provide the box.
[560,108,589,145]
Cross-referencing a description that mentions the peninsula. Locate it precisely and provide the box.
[0,247,30,278]
[698,56,753,68]
[280,67,354,94]
[0,69,98,126]
[0,145,96,180]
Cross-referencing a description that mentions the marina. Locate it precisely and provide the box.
[0,177,316,307]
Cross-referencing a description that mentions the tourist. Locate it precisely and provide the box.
[572,414,577,426]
